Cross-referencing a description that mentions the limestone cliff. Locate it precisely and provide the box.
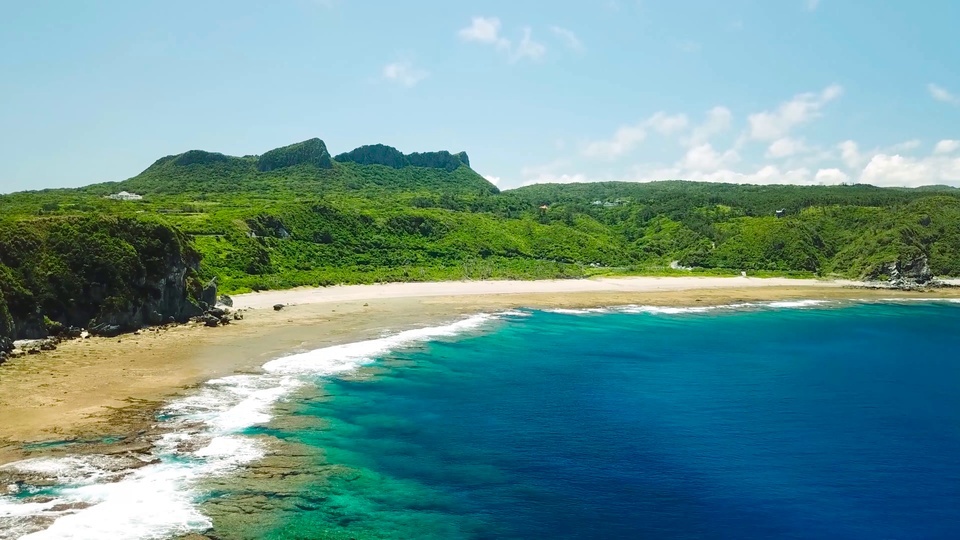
[0,216,207,342]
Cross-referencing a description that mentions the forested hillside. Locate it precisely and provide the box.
[2,137,959,344]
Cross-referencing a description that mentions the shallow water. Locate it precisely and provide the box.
[3,301,960,539]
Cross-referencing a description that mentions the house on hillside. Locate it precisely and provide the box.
[106,191,143,201]
[775,209,786,218]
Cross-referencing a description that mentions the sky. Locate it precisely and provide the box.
[2,0,960,193]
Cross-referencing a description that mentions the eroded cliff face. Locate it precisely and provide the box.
[0,216,207,343]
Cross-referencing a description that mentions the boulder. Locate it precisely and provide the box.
[273,304,285,311]
[218,295,233,307]
[63,326,83,339]
[201,314,221,328]
[90,323,123,338]
[201,279,218,308]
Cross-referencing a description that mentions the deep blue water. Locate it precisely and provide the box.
[256,302,960,539]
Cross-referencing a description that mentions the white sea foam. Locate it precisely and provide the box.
[262,313,494,376]
[499,309,532,317]
[0,314,498,539]
[764,299,829,308]
[547,300,836,317]
[619,305,717,315]
[545,307,610,315]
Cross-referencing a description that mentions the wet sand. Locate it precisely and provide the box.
[0,277,956,465]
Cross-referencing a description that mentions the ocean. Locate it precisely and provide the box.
[2,300,960,539]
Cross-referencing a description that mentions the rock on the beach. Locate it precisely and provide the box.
[90,323,124,338]
[218,294,234,307]
[201,314,221,328]
[201,278,219,308]
[273,304,285,311]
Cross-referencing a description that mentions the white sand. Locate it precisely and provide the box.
[232,276,861,310]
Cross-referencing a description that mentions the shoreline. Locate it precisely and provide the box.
[1,276,958,466]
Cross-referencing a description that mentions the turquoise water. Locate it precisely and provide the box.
[4,301,960,539]
[228,302,960,539]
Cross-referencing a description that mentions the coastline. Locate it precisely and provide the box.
[1,276,958,466]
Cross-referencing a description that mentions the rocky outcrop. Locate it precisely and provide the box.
[87,256,207,337]
[333,144,471,172]
[0,217,209,343]
[257,138,333,172]
[866,254,938,290]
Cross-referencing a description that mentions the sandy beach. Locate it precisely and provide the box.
[1,276,957,465]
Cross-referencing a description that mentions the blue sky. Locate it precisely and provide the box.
[2,0,960,193]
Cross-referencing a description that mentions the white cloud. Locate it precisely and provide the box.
[630,165,817,185]
[860,154,960,187]
[747,84,843,141]
[646,112,689,135]
[766,137,808,159]
[934,139,960,154]
[928,83,960,106]
[676,40,701,53]
[688,106,733,145]
[583,124,647,159]
[550,26,584,52]
[512,27,546,62]
[381,61,428,87]
[483,174,502,186]
[815,168,849,184]
[459,17,510,49]
[459,18,545,62]
[679,143,740,171]
[806,0,821,11]
[838,140,864,169]
[887,139,921,153]
[582,112,690,159]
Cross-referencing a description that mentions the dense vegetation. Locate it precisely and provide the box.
[2,137,960,341]
[0,216,203,341]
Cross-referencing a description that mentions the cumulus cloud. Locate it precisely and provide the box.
[512,27,546,62]
[747,84,843,141]
[766,137,808,159]
[815,168,849,184]
[646,112,689,135]
[483,174,502,186]
[860,154,960,187]
[381,61,428,87]
[806,0,821,11]
[679,143,740,170]
[887,139,921,152]
[459,17,510,49]
[550,26,584,52]
[928,83,960,106]
[459,17,546,62]
[517,84,960,189]
[688,106,733,145]
[934,139,960,154]
[838,140,864,169]
[583,125,647,159]
[582,112,693,159]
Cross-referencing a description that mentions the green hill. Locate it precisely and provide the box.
[3,136,960,345]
